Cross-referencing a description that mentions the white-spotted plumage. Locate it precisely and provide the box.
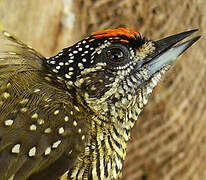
[44,147,51,155]
[54,110,60,115]
[64,116,69,122]
[34,88,41,93]
[3,92,10,99]
[44,128,52,134]
[0,28,198,180]
[30,124,37,131]
[37,119,44,125]
[73,121,77,127]
[31,113,38,119]
[58,127,65,135]
[52,140,61,149]
[4,119,14,126]
[0,30,92,180]
[29,146,37,157]
[12,144,21,154]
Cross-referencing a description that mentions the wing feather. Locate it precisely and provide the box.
[0,31,90,180]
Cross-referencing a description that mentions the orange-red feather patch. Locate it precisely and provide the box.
[91,28,141,41]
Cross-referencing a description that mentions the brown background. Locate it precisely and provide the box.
[0,0,205,180]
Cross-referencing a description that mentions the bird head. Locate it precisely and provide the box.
[46,28,200,128]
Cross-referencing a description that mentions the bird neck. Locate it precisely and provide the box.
[69,91,145,179]
[69,118,128,179]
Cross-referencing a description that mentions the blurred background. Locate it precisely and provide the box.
[0,0,205,179]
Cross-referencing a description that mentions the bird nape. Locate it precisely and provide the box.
[0,28,200,180]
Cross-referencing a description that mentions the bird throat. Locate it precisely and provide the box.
[64,68,165,179]
[66,90,147,179]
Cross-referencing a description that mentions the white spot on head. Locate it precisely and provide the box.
[69,59,74,63]
[12,144,20,154]
[85,45,89,48]
[69,67,74,71]
[50,61,56,64]
[45,147,51,155]
[4,119,14,126]
[65,74,71,79]
[78,63,83,68]
[52,140,61,148]
[78,129,82,133]
[73,50,78,54]
[59,62,64,66]
[82,58,87,62]
[56,66,61,70]
[52,69,58,73]
[29,146,37,157]
[78,47,83,51]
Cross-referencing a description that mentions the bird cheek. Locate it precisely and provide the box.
[81,80,110,99]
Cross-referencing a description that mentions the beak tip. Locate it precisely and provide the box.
[144,30,201,78]
[187,28,199,34]
[175,35,201,55]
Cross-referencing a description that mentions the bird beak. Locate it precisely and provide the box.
[142,29,201,78]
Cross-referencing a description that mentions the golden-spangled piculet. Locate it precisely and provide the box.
[0,28,200,180]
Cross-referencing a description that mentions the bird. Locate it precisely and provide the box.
[0,28,200,180]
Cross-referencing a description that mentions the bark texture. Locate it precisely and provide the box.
[0,0,206,179]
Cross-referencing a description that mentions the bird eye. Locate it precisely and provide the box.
[106,48,125,63]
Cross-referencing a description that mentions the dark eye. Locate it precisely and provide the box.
[106,48,124,63]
